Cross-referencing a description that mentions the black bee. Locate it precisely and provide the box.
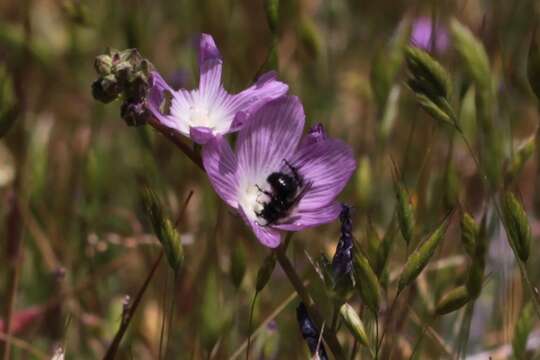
[256,160,306,225]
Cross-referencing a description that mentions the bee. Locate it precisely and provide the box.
[256,160,307,225]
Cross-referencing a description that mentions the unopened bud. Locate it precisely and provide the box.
[121,100,148,127]
[94,54,113,76]
[256,253,276,292]
[339,303,370,348]
[264,0,279,34]
[353,251,381,314]
[501,192,531,262]
[460,212,478,258]
[435,285,470,315]
[296,302,328,360]
[92,74,120,103]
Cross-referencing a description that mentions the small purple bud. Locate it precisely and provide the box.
[331,204,354,279]
[410,17,449,53]
[296,303,328,360]
[121,100,149,127]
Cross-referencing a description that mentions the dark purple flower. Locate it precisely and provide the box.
[296,302,328,360]
[331,204,354,279]
[146,34,288,144]
[410,17,449,53]
[201,96,356,247]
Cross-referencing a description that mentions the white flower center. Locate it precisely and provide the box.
[239,182,270,224]
[189,106,213,128]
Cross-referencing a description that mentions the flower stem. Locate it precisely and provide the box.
[103,251,163,359]
[146,116,203,169]
[274,243,345,359]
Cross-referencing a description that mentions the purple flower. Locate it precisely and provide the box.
[331,204,354,279]
[410,17,449,53]
[146,34,288,144]
[202,96,356,248]
[296,302,328,360]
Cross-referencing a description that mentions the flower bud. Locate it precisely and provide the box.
[91,74,120,104]
[460,212,478,258]
[506,136,535,185]
[94,54,113,76]
[141,186,183,272]
[121,100,148,127]
[394,179,414,246]
[339,303,370,349]
[256,253,276,292]
[353,251,381,314]
[405,46,456,127]
[398,218,448,292]
[264,0,279,34]
[501,192,531,262]
[296,302,328,360]
[435,285,470,315]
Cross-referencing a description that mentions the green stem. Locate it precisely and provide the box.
[274,243,345,359]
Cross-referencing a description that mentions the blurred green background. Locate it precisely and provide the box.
[2,0,540,358]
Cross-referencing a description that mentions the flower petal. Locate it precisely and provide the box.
[198,34,223,105]
[190,126,214,144]
[273,202,341,231]
[289,139,356,212]
[240,208,282,248]
[236,96,305,184]
[202,136,239,208]
[299,123,327,148]
[228,71,289,131]
[147,71,192,135]
[199,33,222,64]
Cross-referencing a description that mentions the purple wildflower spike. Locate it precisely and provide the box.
[146,33,289,144]
[296,302,328,360]
[201,96,357,248]
[332,204,354,279]
[410,17,449,53]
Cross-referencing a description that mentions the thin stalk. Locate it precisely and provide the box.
[274,244,345,359]
[229,288,301,360]
[245,292,258,360]
[103,251,163,360]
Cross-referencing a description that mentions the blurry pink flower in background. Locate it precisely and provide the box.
[410,17,449,53]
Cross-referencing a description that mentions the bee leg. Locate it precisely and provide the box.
[283,159,303,187]
[256,184,274,198]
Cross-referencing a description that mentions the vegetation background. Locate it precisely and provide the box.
[1,0,540,358]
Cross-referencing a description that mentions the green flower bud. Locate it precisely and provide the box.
[353,250,381,314]
[460,212,478,258]
[141,187,183,272]
[435,286,470,315]
[405,46,456,127]
[340,303,370,349]
[501,192,531,262]
[398,219,448,292]
[506,136,535,185]
[394,180,414,246]
[264,0,279,34]
[256,253,276,292]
